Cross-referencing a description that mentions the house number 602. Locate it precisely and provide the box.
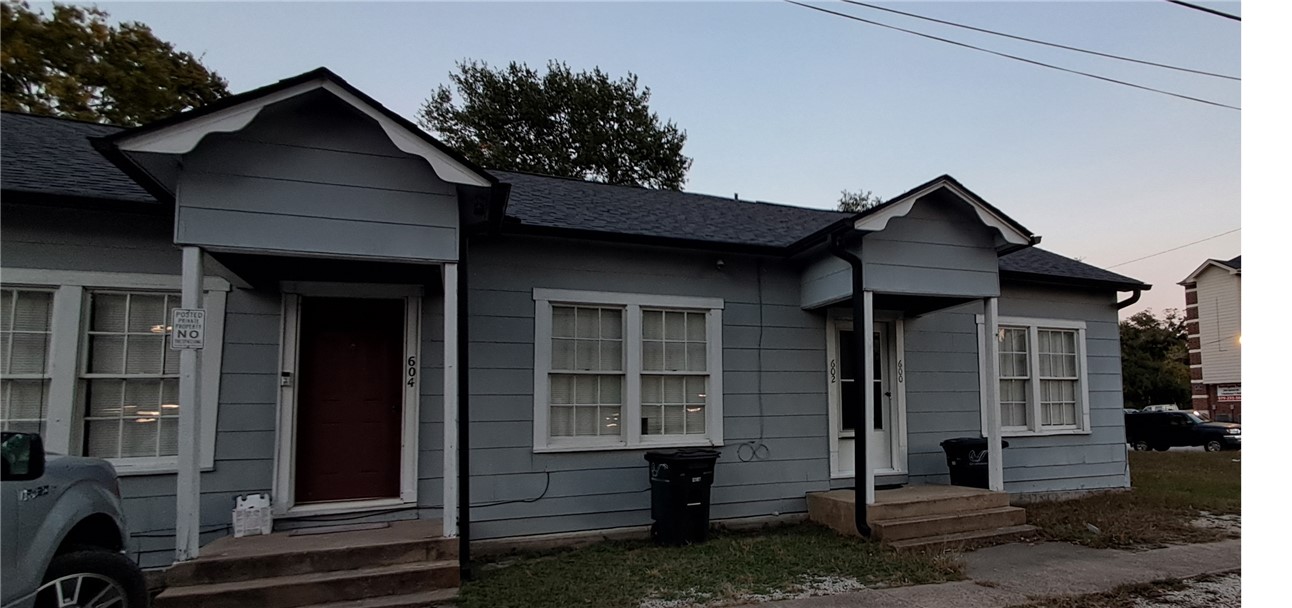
[407,357,417,387]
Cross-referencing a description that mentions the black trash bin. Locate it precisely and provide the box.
[644,449,721,546]
[939,437,1009,489]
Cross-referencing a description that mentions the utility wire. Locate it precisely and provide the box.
[1105,228,1241,269]
[1164,0,1241,22]
[840,0,1238,81]
[785,1,1239,111]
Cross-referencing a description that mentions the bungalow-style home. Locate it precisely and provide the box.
[0,68,1148,604]
[1180,256,1241,422]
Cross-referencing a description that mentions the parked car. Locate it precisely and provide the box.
[1124,410,1240,452]
[1,432,149,608]
[1141,404,1180,413]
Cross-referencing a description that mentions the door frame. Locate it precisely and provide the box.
[825,308,908,479]
[271,282,423,516]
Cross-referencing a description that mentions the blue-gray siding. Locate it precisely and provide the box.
[800,196,1001,308]
[176,94,460,262]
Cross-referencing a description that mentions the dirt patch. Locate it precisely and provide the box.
[1190,511,1241,537]
[1132,573,1240,608]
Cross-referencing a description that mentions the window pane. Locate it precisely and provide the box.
[92,294,128,332]
[85,420,121,458]
[552,339,576,370]
[121,416,159,458]
[686,313,706,341]
[574,406,598,436]
[551,406,574,436]
[160,417,180,455]
[128,295,167,332]
[685,343,707,372]
[11,291,52,331]
[684,376,706,405]
[685,405,705,434]
[664,342,685,371]
[575,339,598,370]
[574,376,598,405]
[552,306,576,338]
[89,335,126,374]
[642,376,661,404]
[575,308,599,339]
[601,406,621,435]
[600,376,623,404]
[2,379,48,428]
[600,309,623,339]
[549,375,573,404]
[124,380,162,416]
[602,340,623,372]
[125,335,164,374]
[663,405,685,434]
[8,332,49,374]
[840,381,858,431]
[642,406,662,435]
[642,340,664,371]
[643,310,663,340]
[87,379,125,417]
[162,341,180,375]
[664,312,686,340]
[663,376,685,403]
[839,331,855,380]
[0,291,10,332]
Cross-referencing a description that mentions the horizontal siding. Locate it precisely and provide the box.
[176,95,459,261]
[465,236,831,539]
[1196,269,1241,383]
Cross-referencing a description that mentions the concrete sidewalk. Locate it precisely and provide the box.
[753,539,1240,607]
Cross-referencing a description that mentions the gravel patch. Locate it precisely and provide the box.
[1133,573,1240,608]
[638,576,866,608]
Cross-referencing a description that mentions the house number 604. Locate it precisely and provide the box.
[407,357,417,387]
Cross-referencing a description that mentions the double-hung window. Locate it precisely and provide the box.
[979,316,1090,436]
[1,268,228,474]
[534,289,723,452]
[1,289,55,435]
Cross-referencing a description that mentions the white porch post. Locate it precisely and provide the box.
[861,290,876,506]
[983,297,1005,492]
[442,263,459,538]
[176,246,204,562]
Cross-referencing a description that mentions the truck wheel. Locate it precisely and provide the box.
[1132,441,1151,451]
[38,550,149,608]
[1152,444,1170,452]
[1205,440,1224,452]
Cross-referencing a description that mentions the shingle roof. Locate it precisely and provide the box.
[998,247,1147,290]
[0,111,1148,291]
[491,170,852,249]
[1,111,152,203]
[1224,255,1241,269]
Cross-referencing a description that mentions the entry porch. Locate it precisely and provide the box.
[807,485,1036,551]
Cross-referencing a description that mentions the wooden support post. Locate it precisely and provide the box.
[983,297,1005,492]
[176,246,204,562]
[442,263,459,537]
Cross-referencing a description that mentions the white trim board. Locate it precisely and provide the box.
[853,179,1032,248]
[976,314,1092,438]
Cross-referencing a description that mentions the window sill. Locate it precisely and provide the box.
[1002,428,1092,438]
[534,438,722,454]
[109,458,215,477]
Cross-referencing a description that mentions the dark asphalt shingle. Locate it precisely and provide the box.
[1,112,152,203]
[491,170,852,249]
[1,111,1147,290]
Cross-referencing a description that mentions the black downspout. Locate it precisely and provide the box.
[458,235,472,580]
[1115,289,1143,310]
[828,232,872,538]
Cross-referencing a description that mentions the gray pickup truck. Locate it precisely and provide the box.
[1,432,149,608]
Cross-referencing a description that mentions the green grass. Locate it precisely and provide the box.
[457,523,963,608]
[1025,451,1241,549]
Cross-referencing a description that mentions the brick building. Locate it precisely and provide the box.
[1180,256,1242,422]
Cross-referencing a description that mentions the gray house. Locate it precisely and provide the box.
[1,69,1147,578]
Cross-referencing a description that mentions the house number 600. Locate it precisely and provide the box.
[407,357,417,387]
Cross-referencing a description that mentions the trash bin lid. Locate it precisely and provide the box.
[939,437,1008,449]
[644,448,721,464]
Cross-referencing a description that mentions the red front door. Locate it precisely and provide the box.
[295,297,404,503]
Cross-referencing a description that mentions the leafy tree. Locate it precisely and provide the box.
[1120,308,1190,408]
[1,1,228,125]
[419,59,691,190]
[838,189,884,212]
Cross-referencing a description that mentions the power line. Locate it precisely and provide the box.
[840,0,1238,81]
[1105,228,1241,269]
[1164,0,1241,22]
[780,1,1235,111]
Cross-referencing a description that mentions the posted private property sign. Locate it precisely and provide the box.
[170,308,206,350]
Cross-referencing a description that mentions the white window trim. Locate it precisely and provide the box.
[532,288,724,453]
[1,268,228,475]
[976,315,1092,437]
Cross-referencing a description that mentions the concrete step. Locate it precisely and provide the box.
[867,488,1011,521]
[300,589,459,608]
[871,506,1027,542]
[887,524,1040,553]
[154,560,459,608]
[166,536,457,586]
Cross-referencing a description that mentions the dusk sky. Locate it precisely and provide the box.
[86,0,1243,318]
